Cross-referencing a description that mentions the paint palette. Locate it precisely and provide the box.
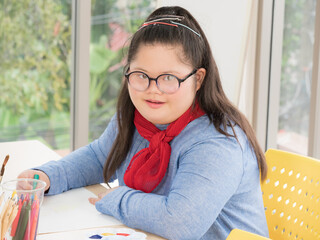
[87,228,147,240]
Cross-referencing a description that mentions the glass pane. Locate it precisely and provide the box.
[89,0,156,141]
[277,0,317,155]
[0,0,72,153]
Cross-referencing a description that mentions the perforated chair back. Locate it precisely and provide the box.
[262,149,320,239]
[226,229,271,240]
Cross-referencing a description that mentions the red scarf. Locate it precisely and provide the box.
[123,103,205,193]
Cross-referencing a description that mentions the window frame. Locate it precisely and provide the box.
[308,0,320,158]
[70,0,91,150]
[253,0,320,158]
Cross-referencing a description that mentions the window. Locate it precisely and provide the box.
[89,0,156,141]
[253,0,320,158]
[0,0,72,151]
[276,0,317,155]
[0,0,155,154]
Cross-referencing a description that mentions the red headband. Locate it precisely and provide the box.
[142,22,178,27]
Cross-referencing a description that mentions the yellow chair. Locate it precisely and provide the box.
[226,229,271,240]
[261,149,320,240]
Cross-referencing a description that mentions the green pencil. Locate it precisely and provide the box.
[33,174,39,189]
[12,201,26,240]
[13,200,31,240]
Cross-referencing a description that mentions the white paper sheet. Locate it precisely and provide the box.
[37,227,147,240]
[38,187,122,233]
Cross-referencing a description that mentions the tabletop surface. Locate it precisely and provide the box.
[0,140,165,240]
[0,140,61,183]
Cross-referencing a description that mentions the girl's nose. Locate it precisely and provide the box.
[146,79,162,93]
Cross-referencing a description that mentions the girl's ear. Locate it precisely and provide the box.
[195,68,206,91]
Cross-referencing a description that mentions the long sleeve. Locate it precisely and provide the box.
[95,135,245,240]
[32,115,268,240]
[34,115,118,195]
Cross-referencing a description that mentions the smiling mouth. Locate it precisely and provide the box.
[145,99,165,109]
[146,100,164,104]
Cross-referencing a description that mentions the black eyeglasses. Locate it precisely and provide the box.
[125,69,198,94]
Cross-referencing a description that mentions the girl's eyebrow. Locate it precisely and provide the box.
[130,67,183,76]
[130,67,148,72]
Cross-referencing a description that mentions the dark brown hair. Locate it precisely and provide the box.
[103,6,267,183]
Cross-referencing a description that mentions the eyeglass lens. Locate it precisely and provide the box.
[128,72,180,94]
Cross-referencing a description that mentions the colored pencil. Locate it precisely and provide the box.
[18,199,31,240]
[7,204,19,233]
[10,199,22,237]
[0,194,19,239]
[29,199,39,240]
[1,198,13,239]
[13,201,27,240]
[0,197,10,236]
[23,197,37,240]
[33,174,39,189]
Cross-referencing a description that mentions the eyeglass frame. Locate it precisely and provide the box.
[124,68,198,94]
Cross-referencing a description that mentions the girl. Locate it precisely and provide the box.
[19,6,269,240]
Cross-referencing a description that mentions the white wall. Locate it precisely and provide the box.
[158,0,250,103]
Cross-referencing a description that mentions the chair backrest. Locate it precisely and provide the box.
[262,149,320,240]
[226,229,271,240]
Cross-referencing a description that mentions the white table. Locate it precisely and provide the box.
[0,140,61,183]
[0,140,165,240]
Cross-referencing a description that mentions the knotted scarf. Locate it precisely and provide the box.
[123,103,205,193]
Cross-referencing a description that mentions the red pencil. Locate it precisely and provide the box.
[10,199,22,237]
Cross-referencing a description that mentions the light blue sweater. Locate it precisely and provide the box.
[36,115,269,240]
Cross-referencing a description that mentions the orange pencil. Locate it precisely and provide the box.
[29,199,39,240]
[8,204,19,230]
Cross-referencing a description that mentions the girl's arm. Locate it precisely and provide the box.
[33,115,118,195]
[95,136,246,240]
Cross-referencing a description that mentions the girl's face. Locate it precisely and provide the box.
[128,43,205,125]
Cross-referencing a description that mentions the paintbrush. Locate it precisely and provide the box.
[0,155,9,184]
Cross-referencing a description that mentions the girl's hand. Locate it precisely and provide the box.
[88,186,119,205]
[18,169,51,191]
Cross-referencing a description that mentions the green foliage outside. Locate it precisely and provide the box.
[0,0,154,149]
[0,0,72,148]
[279,0,316,136]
